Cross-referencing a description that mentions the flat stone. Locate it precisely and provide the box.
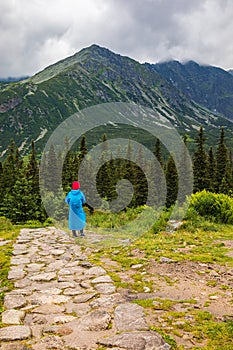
[58,268,72,275]
[131,264,144,269]
[0,343,31,350]
[160,256,176,263]
[30,294,70,305]
[55,281,77,289]
[38,288,61,295]
[85,266,107,277]
[73,293,96,303]
[45,261,65,272]
[35,335,64,349]
[50,249,65,255]
[2,310,25,324]
[114,303,148,331]
[94,283,116,294]
[75,310,111,331]
[63,287,85,296]
[65,302,91,316]
[43,325,73,336]
[8,270,26,280]
[26,263,45,272]
[14,279,31,288]
[29,272,56,281]
[4,295,27,309]
[89,294,123,309]
[0,326,31,341]
[11,257,30,265]
[92,275,113,284]
[99,331,171,350]
[0,240,11,247]
[32,304,65,314]
[53,315,77,324]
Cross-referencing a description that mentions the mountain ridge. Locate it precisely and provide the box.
[0,44,233,157]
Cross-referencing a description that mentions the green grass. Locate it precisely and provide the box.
[0,217,20,319]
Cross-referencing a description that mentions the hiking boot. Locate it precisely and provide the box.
[72,230,77,237]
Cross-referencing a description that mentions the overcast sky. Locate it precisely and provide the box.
[0,0,233,77]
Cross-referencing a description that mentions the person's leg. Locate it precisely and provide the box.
[80,229,85,236]
[72,230,77,237]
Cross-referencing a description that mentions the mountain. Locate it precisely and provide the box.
[149,60,233,121]
[0,76,29,83]
[0,44,233,157]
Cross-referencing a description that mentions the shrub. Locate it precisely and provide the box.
[186,190,233,224]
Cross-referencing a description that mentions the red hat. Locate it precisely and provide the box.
[72,181,80,190]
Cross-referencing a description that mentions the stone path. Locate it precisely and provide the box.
[0,227,170,350]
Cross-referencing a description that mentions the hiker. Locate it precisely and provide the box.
[65,181,86,237]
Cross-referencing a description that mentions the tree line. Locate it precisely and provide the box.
[0,126,232,223]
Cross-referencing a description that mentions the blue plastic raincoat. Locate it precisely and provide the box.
[65,189,86,230]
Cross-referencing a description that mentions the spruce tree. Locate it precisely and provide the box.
[79,135,88,161]
[193,127,208,192]
[154,138,163,166]
[45,144,59,193]
[165,154,178,208]
[215,128,228,192]
[2,139,16,193]
[206,147,216,192]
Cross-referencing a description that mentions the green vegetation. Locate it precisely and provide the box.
[0,217,19,318]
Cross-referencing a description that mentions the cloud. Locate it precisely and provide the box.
[0,0,232,77]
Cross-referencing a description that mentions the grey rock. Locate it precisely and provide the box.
[0,343,31,350]
[36,335,64,349]
[29,272,57,281]
[85,266,107,277]
[76,310,111,331]
[160,257,176,263]
[92,275,113,284]
[53,315,77,324]
[73,292,96,303]
[114,303,148,331]
[31,304,65,314]
[11,257,30,265]
[8,269,26,280]
[4,295,27,309]
[63,287,85,295]
[0,326,31,341]
[65,302,91,316]
[0,240,11,247]
[94,283,116,294]
[1,310,25,325]
[99,331,171,350]
[131,264,144,269]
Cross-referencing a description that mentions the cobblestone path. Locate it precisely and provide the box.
[0,227,170,350]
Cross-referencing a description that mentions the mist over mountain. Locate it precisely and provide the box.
[0,44,233,157]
